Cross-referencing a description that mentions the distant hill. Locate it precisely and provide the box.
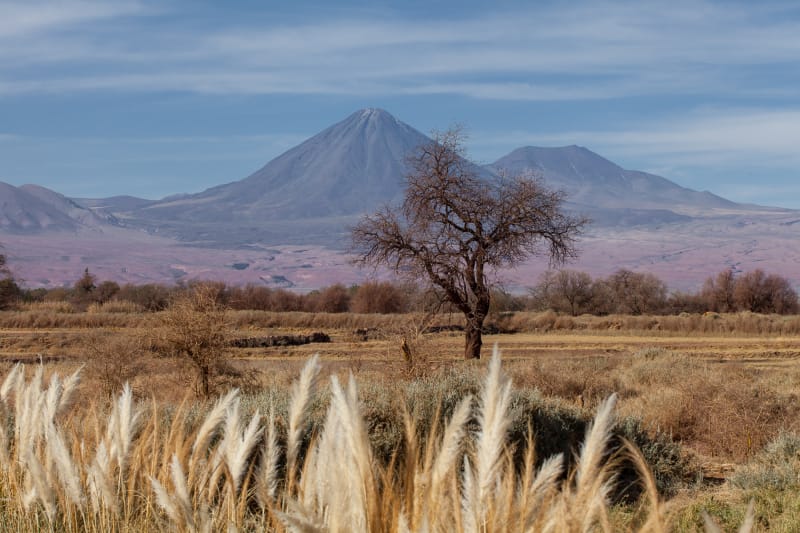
[488,145,738,222]
[0,182,116,233]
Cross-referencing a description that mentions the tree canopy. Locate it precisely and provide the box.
[352,128,586,359]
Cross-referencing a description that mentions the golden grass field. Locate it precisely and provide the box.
[0,308,799,530]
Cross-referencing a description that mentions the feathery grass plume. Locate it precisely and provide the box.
[17,366,44,456]
[58,366,82,412]
[289,373,376,532]
[87,442,116,514]
[460,455,477,533]
[286,354,320,489]
[428,394,472,515]
[622,440,666,533]
[151,453,206,532]
[22,448,56,521]
[170,454,197,531]
[221,398,261,493]
[107,382,141,472]
[473,345,513,518]
[257,406,279,508]
[576,393,618,495]
[0,362,21,401]
[150,476,180,527]
[400,409,420,521]
[522,453,563,529]
[541,393,619,532]
[343,374,378,529]
[320,375,362,530]
[190,389,239,468]
[278,499,327,533]
[43,372,62,415]
[44,421,84,506]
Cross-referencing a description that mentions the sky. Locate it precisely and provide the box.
[1,0,799,207]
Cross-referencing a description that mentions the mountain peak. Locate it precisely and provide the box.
[140,107,431,225]
[491,145,735,212]
[358,107,391,118]
[344,107,405,130]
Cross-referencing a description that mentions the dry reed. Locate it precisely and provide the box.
[0,350,748,532]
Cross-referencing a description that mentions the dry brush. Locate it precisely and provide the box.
[0,349,749,532]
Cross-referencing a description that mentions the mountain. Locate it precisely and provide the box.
[129,113,761,244]
[0,182,116,233]
[3,108,798,289]
[489,145,738,218]
[139,108,429,224]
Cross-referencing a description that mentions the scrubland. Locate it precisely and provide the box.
[0,306,799,530]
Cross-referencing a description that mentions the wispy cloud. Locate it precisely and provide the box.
[478,108,800,164]
[1,0,798,100]
[0,0,146,37]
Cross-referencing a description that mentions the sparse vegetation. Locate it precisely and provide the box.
[532,267,798,316]
[0,260,798,528]
[0,349,756,532]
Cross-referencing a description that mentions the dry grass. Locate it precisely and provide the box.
[0,350,753,532]
[492,311,800,335]
[2,307,799,335]
[86,300,144,314]
[0,307,797,529]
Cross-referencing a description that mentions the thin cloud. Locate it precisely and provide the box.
[0,0,147,37]
[1,1,798,100]
[476,108,800,163]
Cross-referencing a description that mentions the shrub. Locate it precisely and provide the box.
[157,283,230,396]
[730,432,800,491]
[350,281,409,314]
[84,330,145,397]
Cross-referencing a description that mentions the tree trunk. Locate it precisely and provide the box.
[464,322,483,360]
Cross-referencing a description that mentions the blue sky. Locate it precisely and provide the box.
[1,0,799,207]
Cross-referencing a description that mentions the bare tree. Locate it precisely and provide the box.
[762,273,799,314]
[601,269,667,315]
[701,268,736,312]
[533,269,594,316]
[352,128,586,359]
[733,269,770,313]
[159,283,229,396]
[733,269,798,314]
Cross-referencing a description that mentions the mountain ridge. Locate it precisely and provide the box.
[97,107,773,245]
[1,108,797,289]
[488,145,738,214]
[0,181,117,234]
